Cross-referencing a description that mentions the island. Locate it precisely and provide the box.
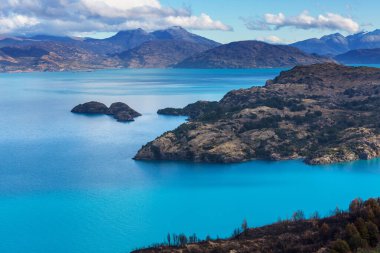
[71,101,141,122]
[135,63,380,165]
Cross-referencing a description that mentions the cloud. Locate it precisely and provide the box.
[245,11,360,33]
[0,14,40,33]
[0,0,232,35]
[256,35,285,44]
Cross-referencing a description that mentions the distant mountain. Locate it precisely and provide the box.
[0,27,220,72]
[175,40,333,69]
[291,33,349,56]
[84,29,155,54]
[84,26,220,55]
[151,26,219,48]
[118,40,214,68]
[347,30,380,49]
[335,48,380,64]
[0,43,121,72]
[291,30,380,56]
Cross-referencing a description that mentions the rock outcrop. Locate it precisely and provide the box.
[71,101,109,114]
[157,101,219,119]
[107,102,142,122]
[135,63,380,165]
[71,101,141,122]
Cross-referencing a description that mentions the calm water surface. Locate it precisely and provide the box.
[1,68,380,253]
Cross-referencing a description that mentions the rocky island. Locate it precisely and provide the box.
[135,63,380,165]
[71,101,141,122]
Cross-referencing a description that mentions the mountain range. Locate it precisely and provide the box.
[2,27,380,72]
[291,30,380,56]
[0,27,224,72]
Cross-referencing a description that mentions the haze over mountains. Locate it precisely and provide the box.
[2,27,380,72]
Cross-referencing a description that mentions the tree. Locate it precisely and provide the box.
[311,211,320,220]
[178,233,188,246]
[346,223,366,250]
[167,233,171,246]
[241,219,248,235]
[356,218,369,241]
[350,198,364,213]
[366,221,379,247]
[189,233,198,244]
[292,210,305,221]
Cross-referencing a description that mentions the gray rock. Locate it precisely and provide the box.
[71,101,109,114]
[72,101,141,122]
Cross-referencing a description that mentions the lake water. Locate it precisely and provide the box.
[1,68,380,253]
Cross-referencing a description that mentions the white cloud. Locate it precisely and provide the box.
[0,0,232,35]
[256,35,285,44]
[245,11,360,33]
[0,14,40,33]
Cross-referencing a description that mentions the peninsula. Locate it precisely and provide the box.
[135,63,380,165]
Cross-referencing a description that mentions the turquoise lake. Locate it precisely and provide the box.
[1,68,380,253]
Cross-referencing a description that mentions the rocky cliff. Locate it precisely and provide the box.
[135,63,380,165]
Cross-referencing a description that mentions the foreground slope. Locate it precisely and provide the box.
[133,198,380,253]
[135,63,380,165]
[174,41,333,69]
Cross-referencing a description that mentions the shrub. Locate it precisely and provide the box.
[329,239,351,253]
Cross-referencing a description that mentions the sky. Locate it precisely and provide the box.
[0,0,379,44]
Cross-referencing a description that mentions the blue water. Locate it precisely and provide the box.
[1,68,380,253]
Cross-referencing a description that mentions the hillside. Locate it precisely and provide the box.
[335,48,380,64]
[118,40,214,68]
[174,41,333,69]
[133,198,380,253]
[135,63,380,165]
[0,43,120,72]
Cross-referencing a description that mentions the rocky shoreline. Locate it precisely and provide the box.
[71,101,141,122]
[135,63,380,165]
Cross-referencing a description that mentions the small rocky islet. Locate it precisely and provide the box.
[135,63,380,165]
[71,101,141,122]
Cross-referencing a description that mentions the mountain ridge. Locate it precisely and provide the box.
[291,30,380,56]
[175,40,333,69]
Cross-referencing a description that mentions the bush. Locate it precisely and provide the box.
[329,239,351,253]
